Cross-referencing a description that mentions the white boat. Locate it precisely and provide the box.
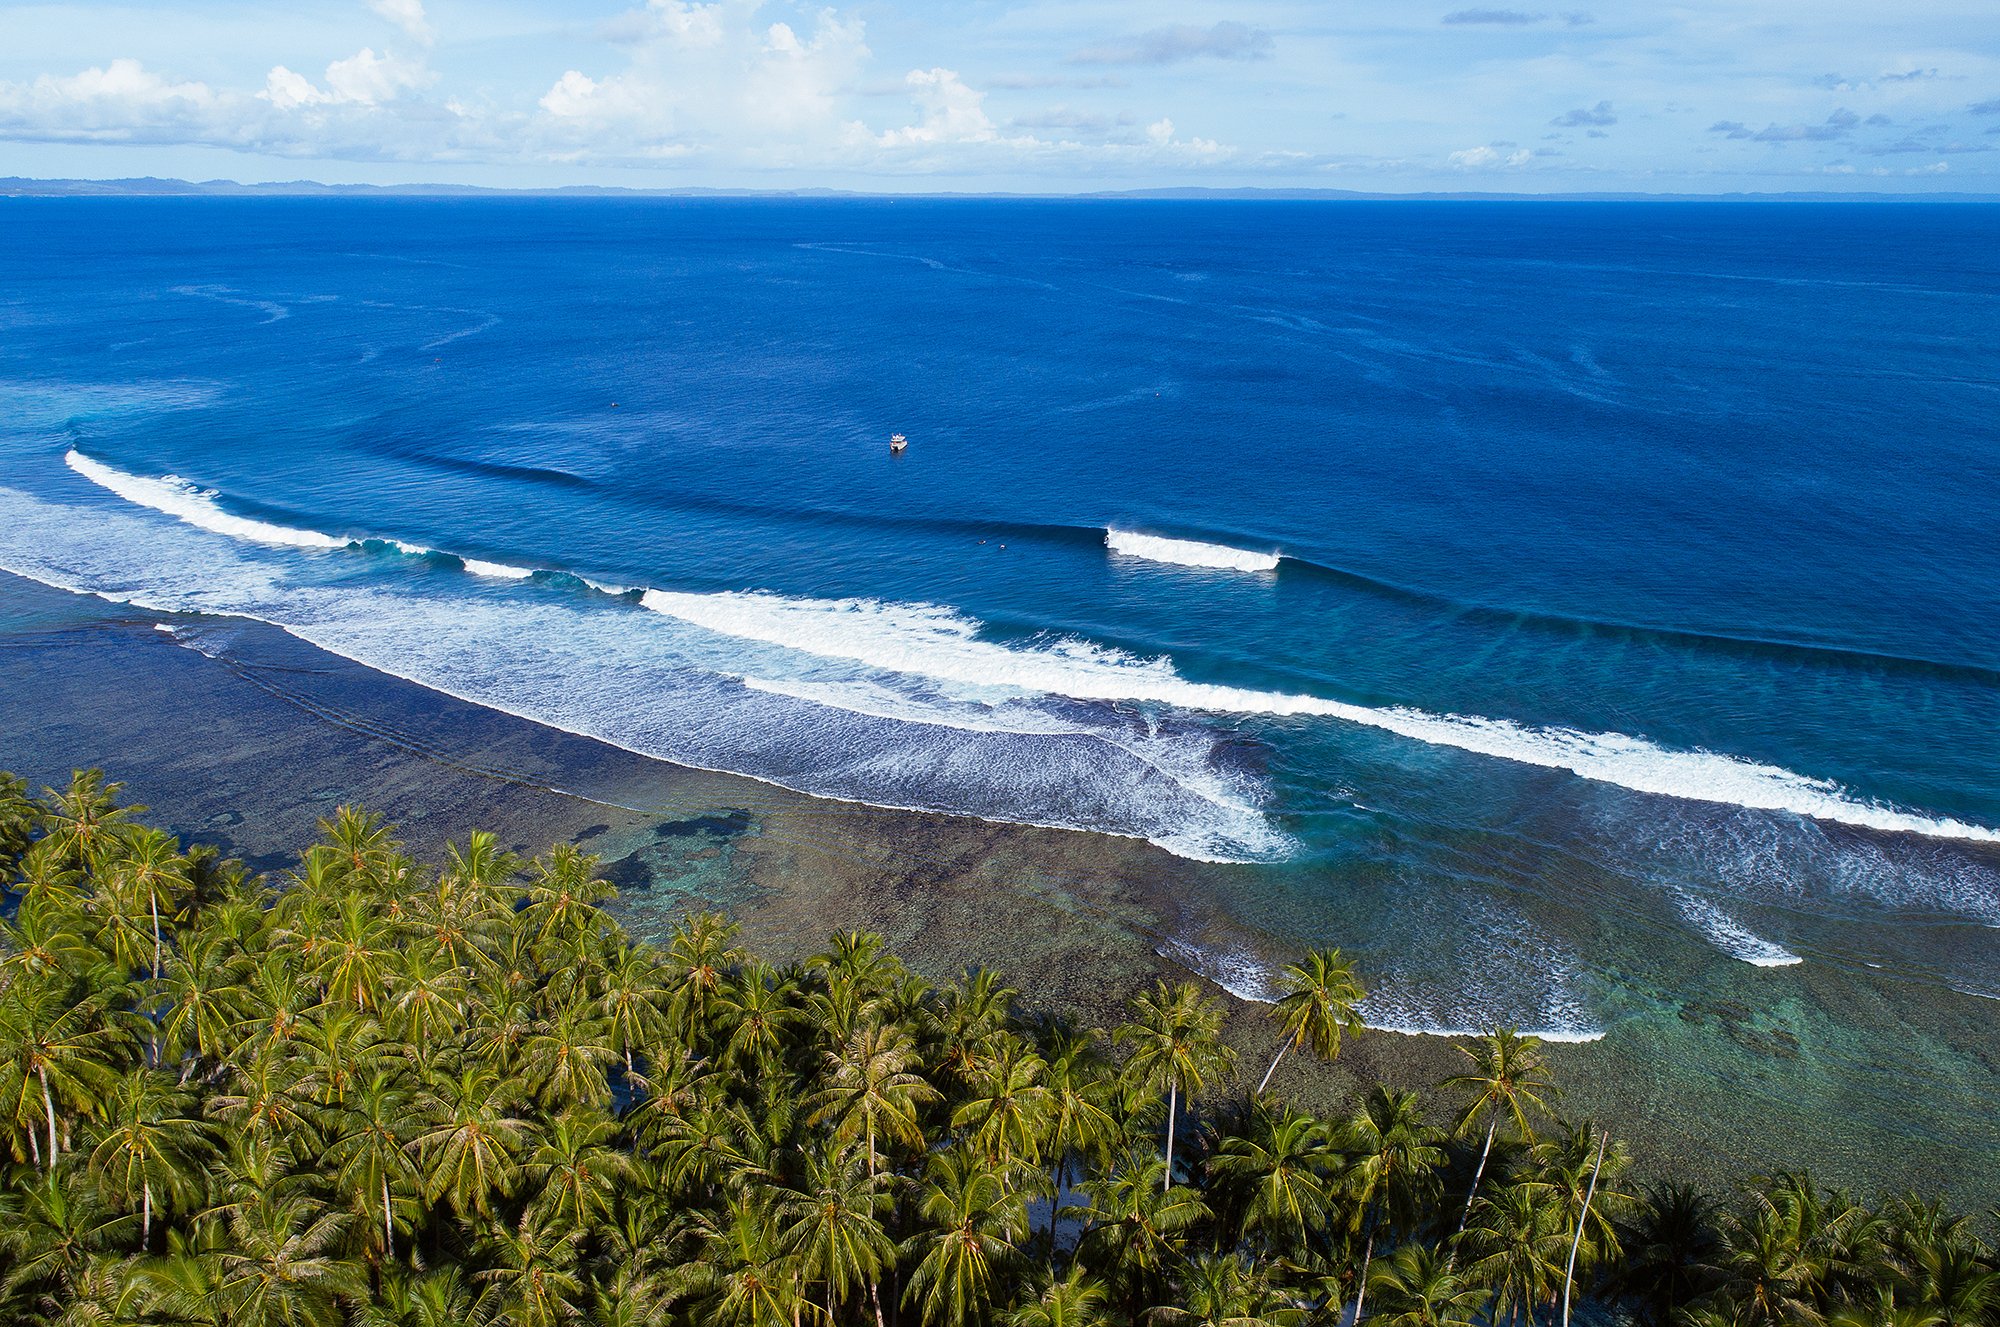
[890,433,908,453]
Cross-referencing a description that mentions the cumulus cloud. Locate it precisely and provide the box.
[536,4,871,160]
[367,0,432,44]
[875,68,1004,147]
[1449,144,1532,166]
[1551,100,1614,127]
[262,48,433,108]
[0,59,222,143]
[1068,22,1272,66]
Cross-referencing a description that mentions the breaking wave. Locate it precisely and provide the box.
[1106,528,1280,572]
[56,451,2000,848]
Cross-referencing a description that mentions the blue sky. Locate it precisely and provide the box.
[2,0,1997,192]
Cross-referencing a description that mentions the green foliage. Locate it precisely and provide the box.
[0,766,1992,1327]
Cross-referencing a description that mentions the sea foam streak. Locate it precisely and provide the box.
[65,450,344,549]
[1107,528,1280,572]
[639,590,2000,845]
[1673,892,1803,967]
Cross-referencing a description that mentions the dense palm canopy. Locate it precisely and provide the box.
[0,766,1992,1327]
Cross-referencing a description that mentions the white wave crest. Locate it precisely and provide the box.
[1107,528,1280,572]
[66,450,345,549]
[639,589,2000,846]
[461,557,534,580]
[1673,892,1803,967]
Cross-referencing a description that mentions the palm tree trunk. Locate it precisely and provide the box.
[870,1278,886,1327]
[383,1172,396,1258]
[1163,1081,1178,1191]
[26,1122,40,1168]
[1257,1038,1292,1094]
[1560,1131,1609,1327]
[1353,1224,1377,1324]
[38,1065,57,1167]
[1452,1119,1499,1252]
[143,1178,152,1247]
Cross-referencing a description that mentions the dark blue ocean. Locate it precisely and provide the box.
[2,197,1997,1042]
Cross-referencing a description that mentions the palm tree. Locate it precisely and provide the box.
[216,1191,367,1327]
[664,911,745,1049]
[0,982,128,1168]
[1117,980,1235,1190]
[953,1035,1054,1169]
[1208,1100,1338,1259]
[1257,948,1367,1094]
[1342,1086,1445,1323]
[41,769,139,870]
[1614,1182,1726,1327]
[476,1217,587,1327]
[1464,1179,1569,1327]
[595,940,675,1081]
[323,1070,420,1262]
[1443,1029,1558,1243]
[1367,1243,1488,1327]
[0,1169,135,1315]
[408,1064,529,1223]
[521,1000,618,1112]
[808,1019,939,1181]
[1070,1155,1212,1313]
[84,1069,212,1246]
[1008,1266,1111,1327]
[523,1110,636,1237]
[903,1149,1030,1327]
[1149,1253,1305,1327]
[663,1190,803,1327]
[781,1149,895,1327]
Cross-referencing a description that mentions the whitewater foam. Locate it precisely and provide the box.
[1672,892,1803,967]
[640,589,2000,846]
[1106,529,1280,572]
[65,450,346,550]
[55,454,2000,849]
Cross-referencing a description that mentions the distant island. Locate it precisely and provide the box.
[6,175,1998,202]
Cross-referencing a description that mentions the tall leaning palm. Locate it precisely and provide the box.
[1117,980,1235,1192]
[1443,1028,1557,1243]
[1258,948,1367,1095]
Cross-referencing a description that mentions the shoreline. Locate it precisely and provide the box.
[3,567,1995,1206]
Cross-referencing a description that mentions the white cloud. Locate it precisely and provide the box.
[367,0,432,45]
[1449,144,1533,167]
[877,69,1001,146]
[0,58,229,143]
[260,47,432,111]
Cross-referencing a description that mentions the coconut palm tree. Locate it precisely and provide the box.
[1614,1182,1726,1327]
[1367,1243,1489,1327]
[1341,1086,1445,1323]
[781,1148,895,1327]
[1464,1179,1569,1327]
[1117,981,1235,1191]
[408,1064,528,1223]
[40,769,139,870]
[0,981,128,1168]
[1008,1266,1112,1327]
[323,1070,420,1262]
[953,1035,1053,1169]
[1150,1252,1306,1327]
[1208,1100,1338,1260]
[85,1069,212,1246]
[808,1019,939,1181]
[662,1190,803,1327]
[523,1110,636,1237]
[1257,948,1367,1094]
[215,1190,366,1327]
[1443,1029,1558,1243]
[902,1149,1030,1327]
[1071,1154,1212,1313]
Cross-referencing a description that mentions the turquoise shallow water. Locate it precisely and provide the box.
[0,197,1996,1050]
